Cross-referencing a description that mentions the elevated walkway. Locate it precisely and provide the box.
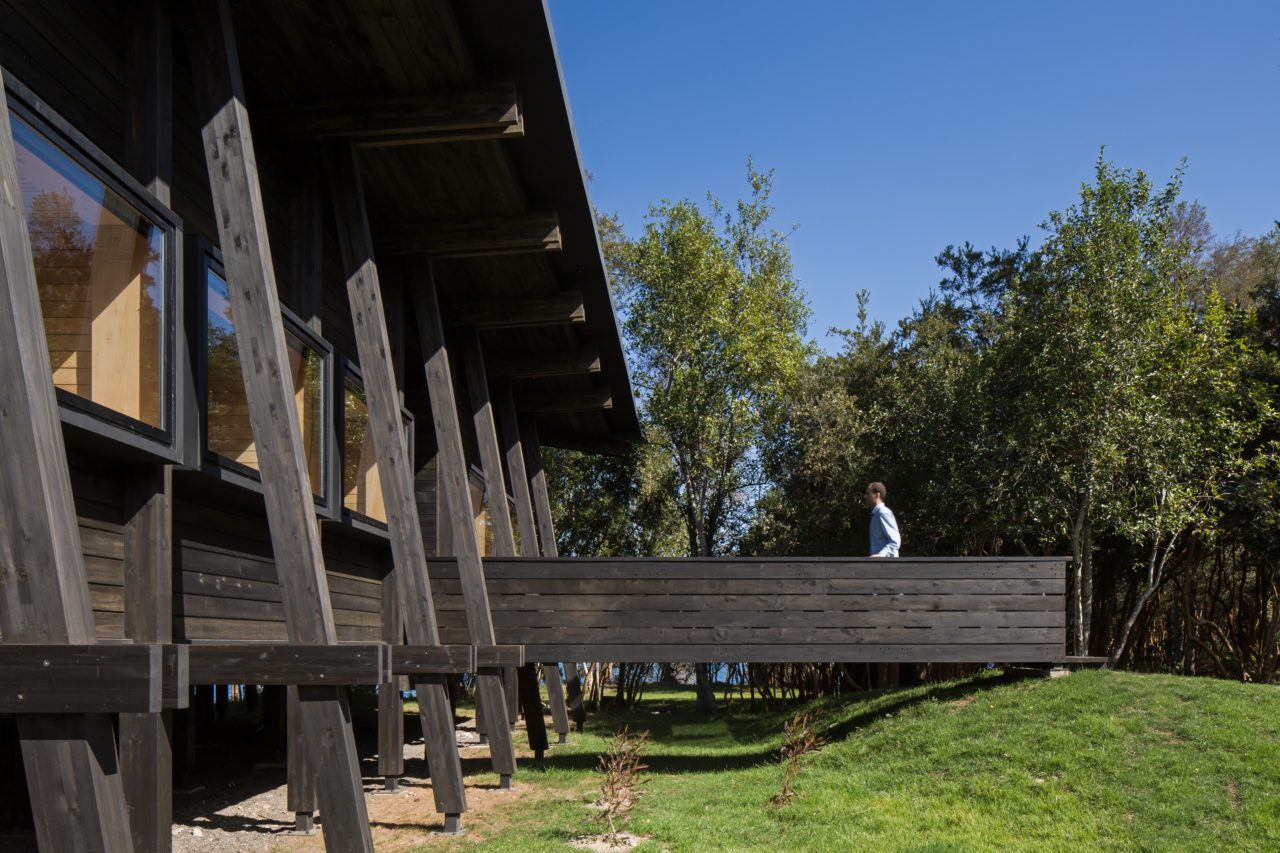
[429,557,1069,664]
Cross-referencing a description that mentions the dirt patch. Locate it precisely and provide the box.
[949,695,977,711]
[171,722,555,852]
[1225,780,1241,811]
[570,832,648,851]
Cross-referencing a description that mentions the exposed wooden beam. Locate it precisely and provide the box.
[459,332,550,756]
[411,264,518,787]
[262,85,523,146]
[187,4,373,849]
[325,141,468,820]
[121,3,175,847]
[0,72,134,853]
[486,346,601,380]
[515,387,613,414]
[445,290,586,329]
[380,214,561,258]
[186,644,384,685]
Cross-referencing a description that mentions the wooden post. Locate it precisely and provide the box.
[286,687,316,833]
[324,141,467,822]
[378,558,405,793]
[460,333,550,753]
[410,267,517,788]
[121,466,174,853]
[492,378,571,742]
[0,78,134,852]
[520,415,587,730]
[185,4,373,849]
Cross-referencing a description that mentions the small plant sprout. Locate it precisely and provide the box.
[595,727,650,846]
[771,709,826,806]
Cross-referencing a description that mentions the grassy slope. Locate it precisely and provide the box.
[428,670,1280,852]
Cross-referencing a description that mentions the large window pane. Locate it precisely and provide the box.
[342,379,386,523]
[206,269,325,496]
[10,114,166,428]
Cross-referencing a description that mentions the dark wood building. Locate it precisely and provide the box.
[0,2,1074,851]
[0,1,639,849]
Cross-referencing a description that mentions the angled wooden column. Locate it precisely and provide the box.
[460,333,549,756]
[120,3,175,848]
[493,379,571,742]
[185,4,372,850]
[324,141,467,824]
[521,415,587,731]
[0,78,133,853]
[411,266,517,786]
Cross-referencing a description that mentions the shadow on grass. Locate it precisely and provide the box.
[507,670,1039,777]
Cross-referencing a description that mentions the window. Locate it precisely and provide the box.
[7,98,176,443]
[342,378,386,523]
[340,369,413,528]
[202,262,328,499]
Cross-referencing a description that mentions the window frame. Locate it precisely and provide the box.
[4,72,184,463]
[336,357,414,536]
[188,239,336,516]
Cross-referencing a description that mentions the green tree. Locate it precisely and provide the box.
[612,162,811,709]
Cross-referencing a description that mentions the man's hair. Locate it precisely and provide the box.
[867,482,887,499]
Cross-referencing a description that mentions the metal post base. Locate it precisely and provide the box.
[557,733,567,744]
[534,748,544,760]
[478,733,489,745]
[441,813,463,835]
[379,776,400,793]
[292,812,316,834]
[498,773,512,790]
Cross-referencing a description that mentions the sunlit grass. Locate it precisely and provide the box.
[419,670,1280,852]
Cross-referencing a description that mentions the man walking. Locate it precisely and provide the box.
[864,482,900,558]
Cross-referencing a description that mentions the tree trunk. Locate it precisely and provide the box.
[1110,535,1173,667]
[694,664,716,714]
[1069,501,1087,656]
[1081,515,1094,654]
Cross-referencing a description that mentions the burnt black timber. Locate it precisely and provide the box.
[440,577,1065,596]
[186,3,372,849]
[444,291,586,330]
[286,686,316,819]
[325,141,467,817]
[444,609,1066,630]
[263,85,523,146]
[517,663,549,756]
[186,643,384,684]
[380,214,561,258]
[460,329,518,557]
[0,644,164,713]
[474,645,525,667]
[519,419,560,549]
[121,464,174,853]
[389,645,475,675]
[0,77,133,851]
[411,264,517,779]
[495,381,541,558]
[493,384,572,733]
[543,664,570,737]
[431,593,1064,613]
[288,151,324,331]
[515,387,612,414]
[486,346,602,380]
[379,556,404,781]
[525,644,1068,664]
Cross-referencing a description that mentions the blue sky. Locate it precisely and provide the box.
[547,1,1280,352]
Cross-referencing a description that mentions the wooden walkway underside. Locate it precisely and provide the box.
[427,558,1070,663]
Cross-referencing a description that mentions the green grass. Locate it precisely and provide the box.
[423,670,1280,852]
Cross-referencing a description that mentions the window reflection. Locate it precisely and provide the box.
[206,269,324,496]
[11,114,166,428]
[343,379,386,523]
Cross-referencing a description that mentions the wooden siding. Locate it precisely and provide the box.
[428,558,1070,664]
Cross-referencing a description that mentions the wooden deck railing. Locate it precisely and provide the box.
[430,558,1069,664]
